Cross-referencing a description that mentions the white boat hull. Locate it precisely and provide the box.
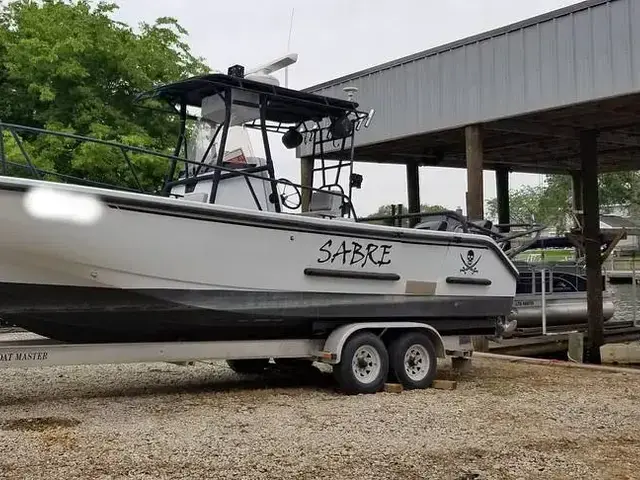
[0,177,518,343]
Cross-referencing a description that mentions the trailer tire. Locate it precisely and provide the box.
[389,332,437,389]
[226,359,270,375]
[333,331,388,394]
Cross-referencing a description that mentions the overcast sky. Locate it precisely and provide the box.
[113,0,582,216]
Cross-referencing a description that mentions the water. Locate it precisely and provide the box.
[608,283,640,324]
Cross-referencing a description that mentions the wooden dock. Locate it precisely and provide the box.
[485,321,640,357]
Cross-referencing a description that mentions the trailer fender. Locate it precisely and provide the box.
[317,322,447,365]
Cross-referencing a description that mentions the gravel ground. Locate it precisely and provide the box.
[0,355,639,480]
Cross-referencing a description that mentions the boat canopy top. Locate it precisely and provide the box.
[134,73,361,125]
[0,57,376,219]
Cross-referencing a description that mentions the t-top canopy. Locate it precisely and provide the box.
[134,73,360,125]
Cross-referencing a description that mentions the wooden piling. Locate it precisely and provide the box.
[465,125,484,221]
[580,130,604,363]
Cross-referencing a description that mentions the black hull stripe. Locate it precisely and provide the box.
[0,283,511,343]
[0,283,513,318]
[10,316,501,344]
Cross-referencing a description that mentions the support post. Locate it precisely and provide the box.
[465,125,484,221]
[495,168,510,232]
[406,163,420,228]
[568,332,585,363]
[496,168,511,250]
[300,157,314,212]
[580,130,604,363]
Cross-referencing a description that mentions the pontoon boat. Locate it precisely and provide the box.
[364,210,617,333]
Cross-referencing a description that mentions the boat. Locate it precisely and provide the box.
[510,238,616,331]
[0,55,519,344]
[364,210,617,333]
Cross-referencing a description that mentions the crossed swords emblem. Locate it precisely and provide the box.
[460,249,481,274]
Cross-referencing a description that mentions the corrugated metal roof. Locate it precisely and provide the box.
[297,0,640,158]
[304,0,610,92]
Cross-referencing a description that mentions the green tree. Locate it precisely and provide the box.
[0,0,209,191]
[487,172,640,233]
[598,171,640,209]
[486,182,570,234]
[369,203,449,216]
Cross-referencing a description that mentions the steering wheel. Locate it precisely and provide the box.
[277,178,302,210]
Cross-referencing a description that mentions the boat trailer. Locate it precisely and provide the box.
[0,322,474,395]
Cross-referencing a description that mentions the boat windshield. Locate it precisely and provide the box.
[0,68,374,219]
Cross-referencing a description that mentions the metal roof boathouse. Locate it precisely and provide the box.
[300,0,640,173]
[297,0,640,362]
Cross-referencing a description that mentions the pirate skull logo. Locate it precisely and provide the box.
[460,249,481,274]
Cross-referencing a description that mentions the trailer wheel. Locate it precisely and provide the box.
[389,332,437,389]
[333,332,388,394]
[226,359,270,375]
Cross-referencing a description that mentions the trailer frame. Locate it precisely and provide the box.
[0,322,474,394]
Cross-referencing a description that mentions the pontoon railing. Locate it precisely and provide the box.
[0,121,357,218]
[514,262,584,294]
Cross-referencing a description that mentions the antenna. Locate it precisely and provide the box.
[285,8,295,88]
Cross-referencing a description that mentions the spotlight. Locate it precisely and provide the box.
[282,127,303,149]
